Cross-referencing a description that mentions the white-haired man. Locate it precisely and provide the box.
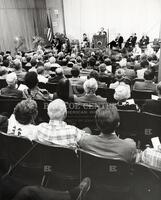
[36,99,86,147]
[0,73,23,98]
[74,78,107,103]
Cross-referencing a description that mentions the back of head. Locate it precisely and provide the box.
[30,58,37,67]
[95,104,120,134]
[24,71,38,89]
[99,63,106,73]
[144,70,154,80]
[104,58,112,66]
[83,78,98,94]
[49,56,56,64]
[14,99,38,125]
[0,66,8,76]
[140,60,149,68]
[6,72,17,86]
[114,85,131,102]
[89,70,99,81]
[13,59,22,71]
[88,57,96,67]
[55,67,64,76]
[47,99,67,120]
[115,68,125,81]
[37,66,45,75]
[71,66,80,77]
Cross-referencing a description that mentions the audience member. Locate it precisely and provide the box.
[24,71,52,100]
[141,81,161,115]
[88,70,107,88]
[114,85,138,111]
[109,68,131,93]
[37,99,86,147]
[37,66,48,83]
[78,104,137,163]
[74,78,107,104]
[133,69,156,93]
[53,78,74,102]
[69,66,84,86]
[7,99,38,140]
[0,73,23,98]
[13,59,26,82]
[0,66,8,79]
[48,67,65,84]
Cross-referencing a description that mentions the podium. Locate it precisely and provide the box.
[92,34,107,49]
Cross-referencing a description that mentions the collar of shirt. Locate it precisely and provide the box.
[99,132,117,139]
[49,120,67,126]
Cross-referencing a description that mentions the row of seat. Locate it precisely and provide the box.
[0,132,161,200]
[0,97,160,148]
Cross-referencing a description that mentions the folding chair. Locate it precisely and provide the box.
[37,142,81,190]
[117,110,141,143]
[79,150,132,200]
[131,163,161,200]
[3,135,43,186]
[139,112,161,148]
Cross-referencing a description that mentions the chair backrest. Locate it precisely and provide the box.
[37,142,81,189]
[139,112,161,148]
[79,150,131,183]
[45,82,58,93]
[66,103,98,131]
[117,110,141,142]
[0,97,22,117]
[131,90,153,107]
[35,100,49,124]
[131,90,153,100]
[96,88,116,103]
[132,163,161,200]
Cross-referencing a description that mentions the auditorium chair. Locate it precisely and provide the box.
[131,90,153,107]
[96,88,116,103]
[0,96,22,117]
[37,141,81,190]
[45,82,58,93]
[66,103,98,133]
[2,134,43,186]
[131,163,161,200]
[117,110,141,144]
[139,112,161,149]
[0,132,10,173]
[35,99,50,124]
[79,150,132,200]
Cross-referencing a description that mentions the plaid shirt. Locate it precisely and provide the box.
[36,120,84,147]
[140,148,161,170]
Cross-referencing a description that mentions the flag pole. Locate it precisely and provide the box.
[61,0,66,36]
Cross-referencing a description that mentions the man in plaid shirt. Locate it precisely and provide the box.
[36,99,86,147]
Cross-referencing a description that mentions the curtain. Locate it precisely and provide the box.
[63,0,161,42]
[0,0,47,53]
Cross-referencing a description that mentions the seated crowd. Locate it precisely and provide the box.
[0,43,160,199]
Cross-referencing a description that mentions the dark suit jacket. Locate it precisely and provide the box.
[78,133,136,163]
[142,98,161,115]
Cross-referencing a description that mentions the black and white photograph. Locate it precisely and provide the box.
[0,0,161,199]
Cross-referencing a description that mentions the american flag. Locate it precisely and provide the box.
[47,12,54,43]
